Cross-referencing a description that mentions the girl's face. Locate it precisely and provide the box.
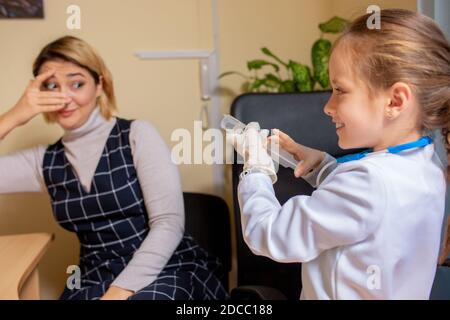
[38,60,102,130]
[324,46,388,150]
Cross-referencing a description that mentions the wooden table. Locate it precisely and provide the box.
[0,233,53,300]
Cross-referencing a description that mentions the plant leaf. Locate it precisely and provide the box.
[264,73,282,89]
[289,60,313,92]
[319,16,349,34]
[247,59,280,72]
[247,78,267,92]
[218,71,249,80]
[261,47,288,68]
[311,39,332,89]
[279,80,296,93]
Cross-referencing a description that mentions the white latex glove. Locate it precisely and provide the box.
[235,122,277,184]
[226,123,268,156]
[226,127,245,157]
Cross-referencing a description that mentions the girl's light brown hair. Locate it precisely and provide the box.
[333,9,450,265]
[33,36,117,121]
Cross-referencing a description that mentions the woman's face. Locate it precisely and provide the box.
[38,60,102,130]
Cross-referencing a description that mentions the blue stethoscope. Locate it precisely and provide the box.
[336,136,433,164]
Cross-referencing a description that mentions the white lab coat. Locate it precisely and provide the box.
[238,143,446,299]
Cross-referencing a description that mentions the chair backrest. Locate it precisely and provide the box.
[183,192,232,292]
[231,92,362,299]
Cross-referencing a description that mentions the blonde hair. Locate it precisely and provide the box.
[33,36,117,121]
[333,9,450,265]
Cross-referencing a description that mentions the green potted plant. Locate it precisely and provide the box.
[219,16,349,93]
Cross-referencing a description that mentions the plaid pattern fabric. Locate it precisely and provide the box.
[129,235,228,300]
[43,118,228,300]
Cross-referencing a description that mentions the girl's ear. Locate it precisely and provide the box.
[96,75,103,98]
[386,82,413,119]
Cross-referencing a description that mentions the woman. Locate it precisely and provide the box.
[0,36,228,300]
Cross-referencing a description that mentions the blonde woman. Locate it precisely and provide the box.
[0,36,228,300]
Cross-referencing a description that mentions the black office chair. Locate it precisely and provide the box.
[430,260,450,300]
[229,92,362,300]
[183,192,232,293]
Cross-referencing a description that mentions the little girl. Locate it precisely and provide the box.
[234,9,450,299]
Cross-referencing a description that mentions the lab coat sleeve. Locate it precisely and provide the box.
[302,153,337,188]
[238,161,387,263]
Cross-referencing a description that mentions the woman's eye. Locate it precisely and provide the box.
[72,82,84,89]
[45,83,57,90]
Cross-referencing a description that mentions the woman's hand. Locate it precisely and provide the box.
[100,286,134,300]
[269,129,325,178]
[1,70,71,138]
[10,69,71,126]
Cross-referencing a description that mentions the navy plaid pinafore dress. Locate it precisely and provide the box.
[42,118,228,300]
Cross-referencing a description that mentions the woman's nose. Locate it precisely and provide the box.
[59,86,68,94]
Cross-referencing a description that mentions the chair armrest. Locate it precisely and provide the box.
[0,233,53,300]
[231,285,287,300]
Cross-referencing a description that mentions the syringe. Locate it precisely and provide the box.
[221,114,300,170]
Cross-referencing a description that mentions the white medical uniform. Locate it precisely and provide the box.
[238,143,446,299]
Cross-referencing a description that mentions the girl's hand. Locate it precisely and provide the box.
[100,286,134,300]
[269,129,325,178]
[9,69,71,127]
